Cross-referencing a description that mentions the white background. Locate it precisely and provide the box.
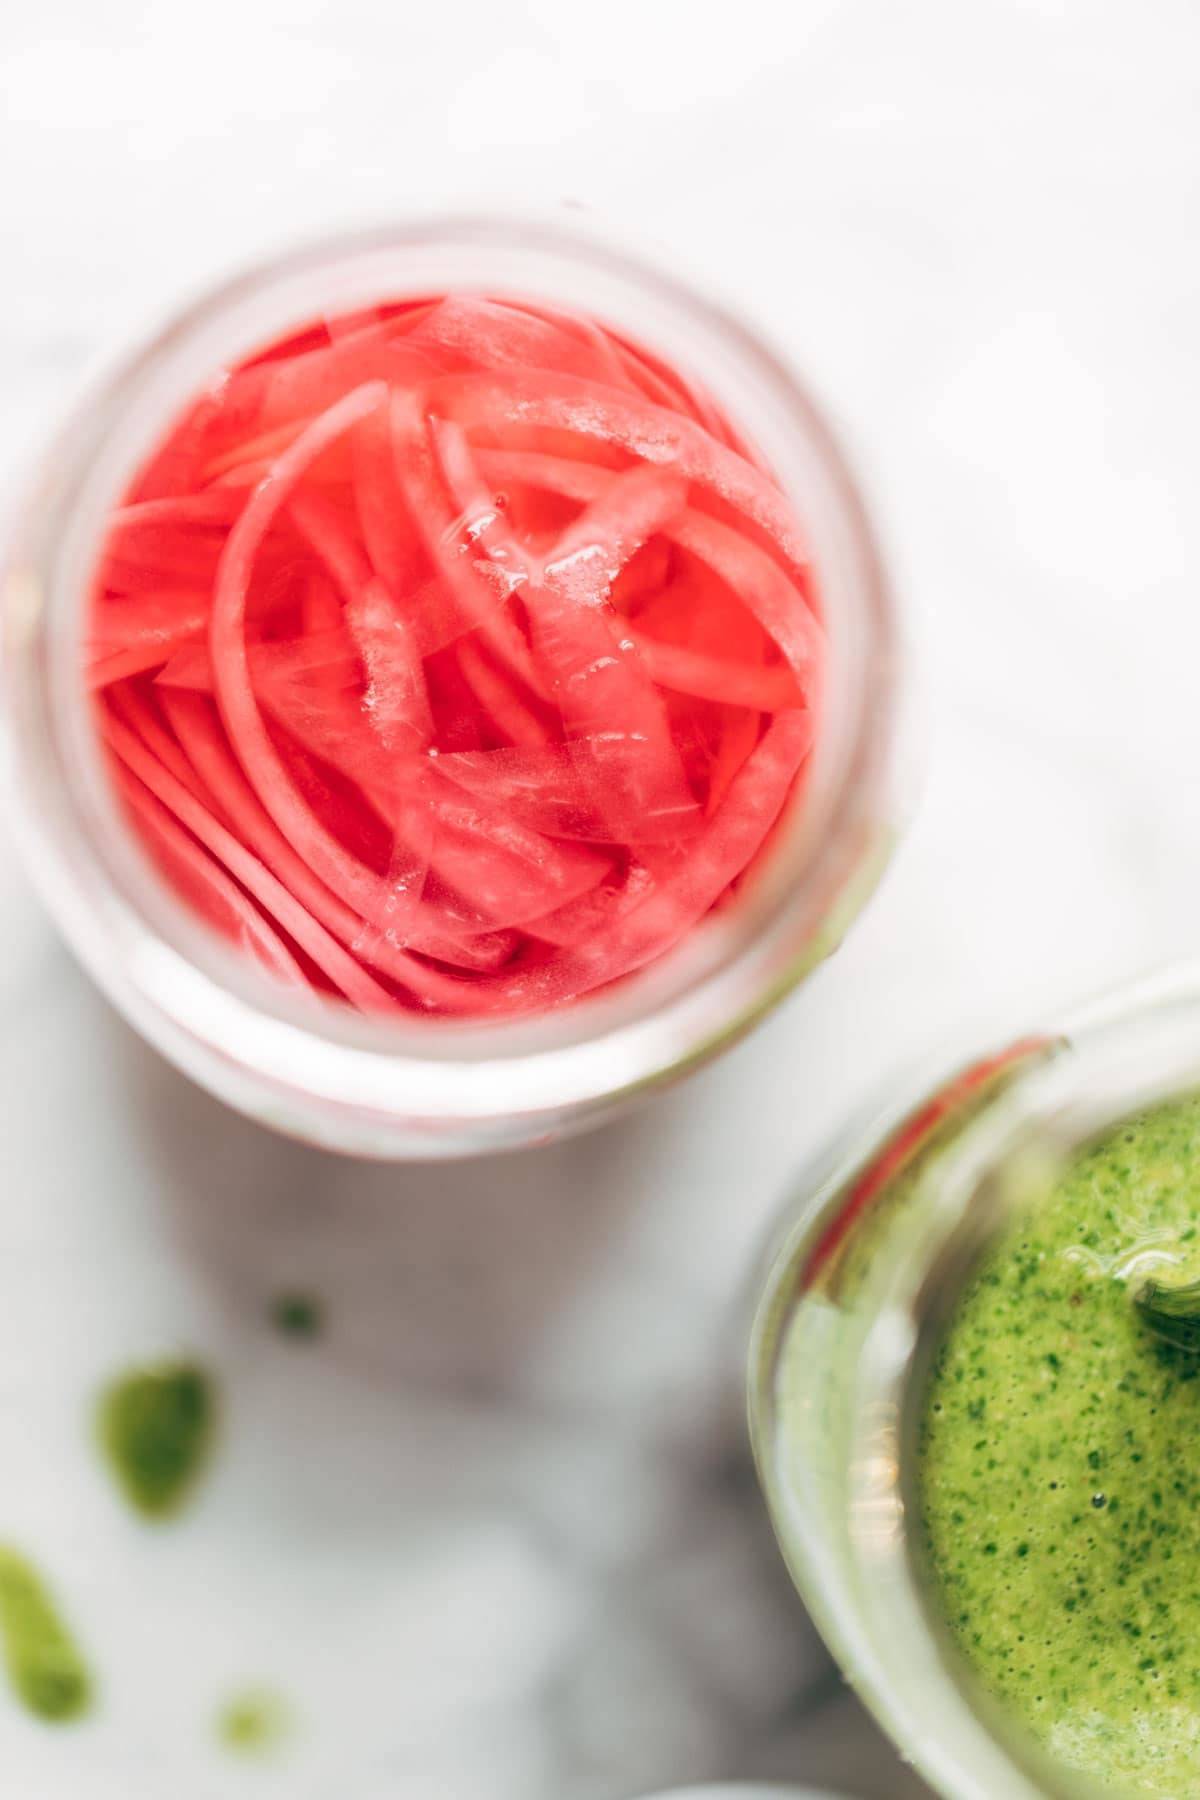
[2,3,1199,1796]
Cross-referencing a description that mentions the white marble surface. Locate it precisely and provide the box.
[2,3,1200,1795]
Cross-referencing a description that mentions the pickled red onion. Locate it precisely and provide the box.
[87,293,823,1017]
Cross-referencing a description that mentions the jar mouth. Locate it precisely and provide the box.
[756,962,1200,1798]
[1,215,898,1140]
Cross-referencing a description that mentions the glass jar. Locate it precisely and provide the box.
[748,963,1200,1799]
[0,217,900,1159]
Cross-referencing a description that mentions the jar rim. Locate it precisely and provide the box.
[1,214,899,1151]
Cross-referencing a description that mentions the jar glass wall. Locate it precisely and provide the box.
[1,218,900,1158]
[749,964,1200,1800]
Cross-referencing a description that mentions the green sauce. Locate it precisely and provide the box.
[98,1361,217,1520]
[920,1094,1200,1793]
[0,1549,92,1723]
[217,1686,291,1757]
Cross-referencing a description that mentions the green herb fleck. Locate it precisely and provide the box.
[0,1549,92,1722]
[270,1292,323,1341]
[98,1361,216,1519]
[217,1687,291,1757]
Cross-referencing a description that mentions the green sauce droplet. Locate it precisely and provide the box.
[0,1548,92,1723]
[98,1361,217,1520]
[270,1292,323,1341]
[217,1687,290,1757]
